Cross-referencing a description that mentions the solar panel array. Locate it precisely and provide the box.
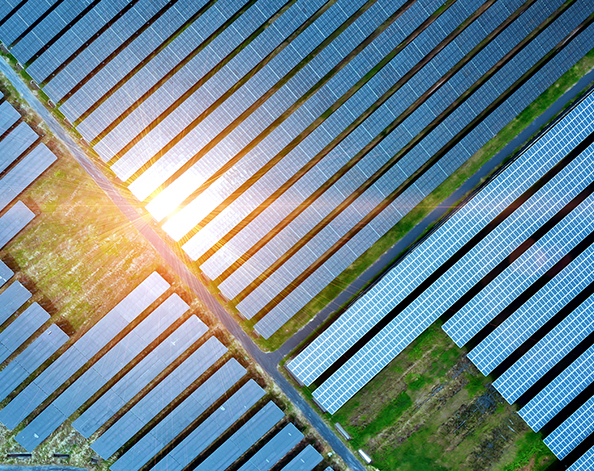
[2,0,592,341]
[289,87,594,467]
[0,260,13,287]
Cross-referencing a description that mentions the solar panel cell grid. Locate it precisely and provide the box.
[43,0,170,102]
[237,423,303,471]
[128,0,352,205]
[0,100,20,134]
[0,280,31,326]
[78,0,258,144]
[194,401,285,471]
[545,395,594,459]
[59,0,206,121]
[101,0,301,167]
[91,336,226,459]
[0,122,39,173]
[111,358,246,471]
[152,379,265,471]
[0,144,57,211]
[280,445,323,471]
[0,302,49,363]
[10,0,94,64]
[0,324,68,402]
[287,90,594,388]
[0,201,35,248]
[519,344,594,431]
[26,0,131,84]
[72,315,207,438]
[210,0,540,295]
[235,0,587,321]
[0,0,60,46]
[161,0,410,240]
[255,12,594,338]
[568,445,594,470]
[445,188,594,347]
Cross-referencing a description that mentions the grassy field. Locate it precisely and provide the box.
[326,324,556,471]
[258,46,594,352]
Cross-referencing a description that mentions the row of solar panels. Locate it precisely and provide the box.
[2,0,593,340]
[0,270,328,471]
[289,88,594,467]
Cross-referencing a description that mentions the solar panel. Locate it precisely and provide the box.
[91,336,226,459]
[161,0,411,241]
[0,324,68,402]
[446,190,594,347]
[15,294,190,451]
[519,344,594,431]
[495,288,594,406]
[280,445,323,471]
[26,0,130,84]
[0,0,60,46]
[0,100,20,135]
[0,280,31,325]
[111,358,246,471]
[237,423,303,471]
[72,315,207,439]
[142,0,375,218]
[0,260,13,288]
[287,90,594,388]
[43,0,170,102]
[568,444,594,470]
[235,0,591,326]
[0,201,35,248]
[0,272,168,430]
[194,401,285,471]
[59,0,211,121]
[9,0,94,64]
[76,0,253,144]
[0,122,39,174]
[0,144,56,211]
[0,302,49,363]
[545,395,594,459]
[152,379,265,471]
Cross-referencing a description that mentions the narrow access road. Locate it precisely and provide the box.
[0,60,365,471]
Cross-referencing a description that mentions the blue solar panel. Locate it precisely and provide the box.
[447,190,594,347]
[0,201,35,249]
[236,0,590,326]
[10,0,94,64]
[0,100,21,134]
[194,401,285,471]
[77,0,256,143]
[0,272,168,430]
[280,445,323,471]
[72,315,206,439]
[43,0,169,102]
[0,260,13,288]
[15,294,190,451]
[0,302,49,363]
[26,0,131,84]
[0,280,31,326]
[0,0,60,46]
[91,336,225,459]
[0,122,39,174]
[111,358,246,471]
[152,379,265,471]
[59,0,210,121]
[237,423,303,471]
[519,344,594,431]
[0,324,68,402]
[0,144,56,211]
[545,395,594,459]
[568,444,594,470]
